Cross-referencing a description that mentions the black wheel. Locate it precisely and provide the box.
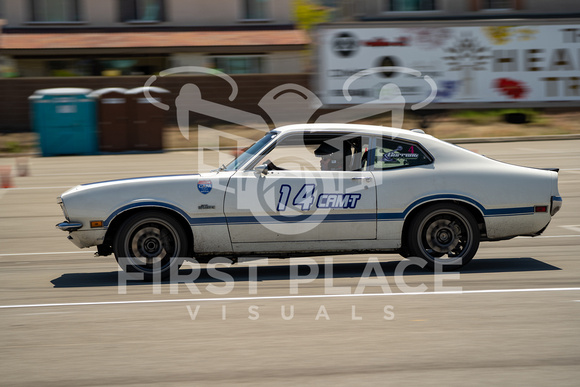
[114,210,188,281]
[407,203,480,271]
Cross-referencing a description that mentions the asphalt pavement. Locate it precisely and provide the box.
[0,139,579,386]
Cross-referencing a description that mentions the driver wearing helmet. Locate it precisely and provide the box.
[314,142,343,171]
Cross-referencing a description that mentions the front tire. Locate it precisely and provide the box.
[407,203,480,271]
[114,211,188,281]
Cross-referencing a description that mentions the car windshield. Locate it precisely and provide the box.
[223,131,278,171]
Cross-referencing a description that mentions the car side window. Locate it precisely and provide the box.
[253,133,369,172]
[371,138,431,170]
[254,134,320,171]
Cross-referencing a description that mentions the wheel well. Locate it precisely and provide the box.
[400,200,486,255]
[101,207,194,257]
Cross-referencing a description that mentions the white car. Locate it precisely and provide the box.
[57,124,562,280]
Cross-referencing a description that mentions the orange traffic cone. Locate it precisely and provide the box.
[0,166,13,188]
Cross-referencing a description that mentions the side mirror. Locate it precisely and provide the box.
[254,164,269,176]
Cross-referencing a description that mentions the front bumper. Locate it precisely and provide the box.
[56,221,83,231]
[59,228,107,249]
[56,221,107,249]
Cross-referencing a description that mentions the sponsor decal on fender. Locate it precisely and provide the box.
[197,180,213,195]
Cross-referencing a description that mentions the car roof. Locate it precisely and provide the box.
[272,123,489,165]
[274,123,433,141]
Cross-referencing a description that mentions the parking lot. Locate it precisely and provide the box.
[1,139,579,386]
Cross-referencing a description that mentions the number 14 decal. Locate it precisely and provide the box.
[277,184,315,211]
[277,184,361,211]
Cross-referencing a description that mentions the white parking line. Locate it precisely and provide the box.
[21,311,74,316]
[2,186,74,190]
[0,230,580,259]
[33,170,193,177]
[0,251,96,257]
[1,287,579,310]
[560,225,580,234]
[517,234,580,239]
[3,233,580,258]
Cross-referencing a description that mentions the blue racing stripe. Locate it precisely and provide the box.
[103,201,219,227]
[104,196,534,229]
[377,194,534,221]
[225,212,376,225]
[484,207,535,216]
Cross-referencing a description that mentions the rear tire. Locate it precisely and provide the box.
[407,203,480,271]
[114,210,188,281]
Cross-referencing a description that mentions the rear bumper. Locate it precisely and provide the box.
[551,196,562,216]
[530,222,551,237]
[485,212,552,240]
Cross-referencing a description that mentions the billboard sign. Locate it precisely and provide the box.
[317,23,580,107]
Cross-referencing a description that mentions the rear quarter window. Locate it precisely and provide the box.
[372,138,432,170]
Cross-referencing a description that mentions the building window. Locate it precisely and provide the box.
[481,0,512,9]
[43,56,167,76]
[211,56,264,74]
[30,0,81,22]
[120,0,165,22]
[242,0,269,20]
[387,0,436,11]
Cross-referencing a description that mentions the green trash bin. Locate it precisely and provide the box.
[29,88,97,157]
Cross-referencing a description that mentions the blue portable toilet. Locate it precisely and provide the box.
[29,88,97,157]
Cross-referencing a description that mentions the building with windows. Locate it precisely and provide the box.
[1,0,579,131]
[0,0,309,77]
[329,0,580,20]
[3,1,578,78]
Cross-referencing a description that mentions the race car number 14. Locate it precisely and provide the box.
[277,184,361,212]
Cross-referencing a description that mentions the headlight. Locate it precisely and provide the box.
[57,196,70,221]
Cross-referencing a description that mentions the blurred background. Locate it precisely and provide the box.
[1,3,580,385]
[0,0,579,155]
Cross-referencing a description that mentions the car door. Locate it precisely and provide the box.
[223,132,377,245]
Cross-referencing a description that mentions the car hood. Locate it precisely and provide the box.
[62,174,200,196]
[58,172,233,226]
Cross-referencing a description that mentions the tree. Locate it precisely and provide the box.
[293,0,331,31]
